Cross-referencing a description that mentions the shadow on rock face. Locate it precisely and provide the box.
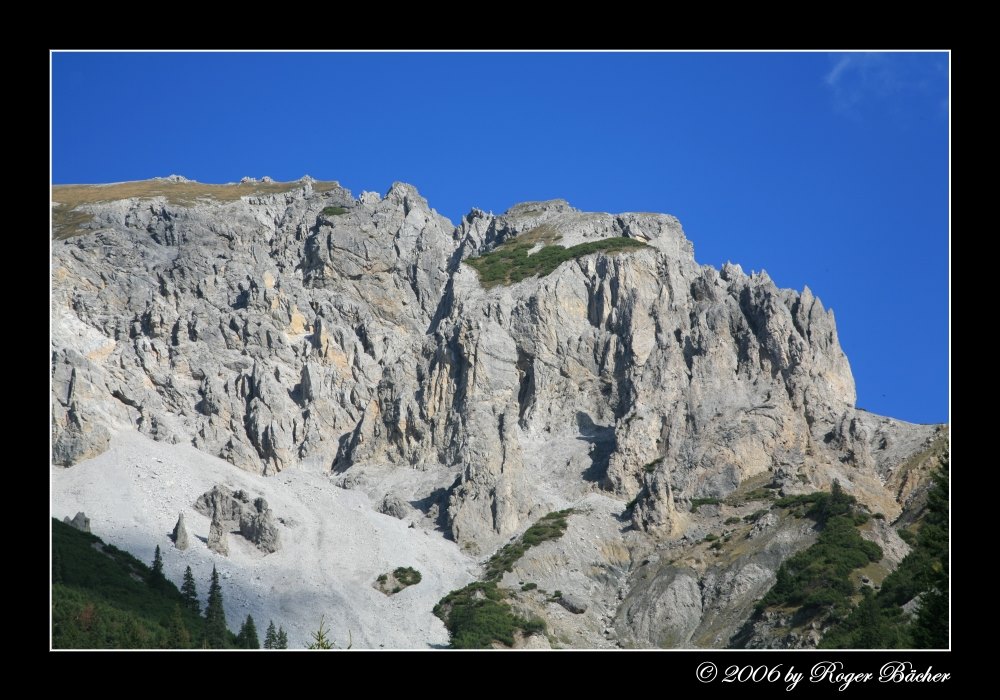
[576,411,616,484]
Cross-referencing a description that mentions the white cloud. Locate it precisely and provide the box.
[823,52,947,119]
[825,55,854,87]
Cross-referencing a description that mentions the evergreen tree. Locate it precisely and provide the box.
[276,627,288,649]
[181,566,199,614]
[203,564,228,648]
[53,547,63,584]
[264,621,277,649]
[307,616,333,649]
[911,458,949,648]
[149,545,166,590]
[237,614,260,649]
[167,604,191,649]
[820,455,949,649]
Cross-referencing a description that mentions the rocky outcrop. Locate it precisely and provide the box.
[558,594,588,614]
[63,511,91,533]
[377,494,411,520]
[207,512,229,556]
[171,512,189,550]
[195,485,280,553]
[239,497,280,554]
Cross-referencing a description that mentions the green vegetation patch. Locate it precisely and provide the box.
[321,206,348,216]
[393,566,422,586]
[375,566,423,595]
[821,460,949,649]
[432,581,546,649]
[690,497,722,513]
[743,508,770,523]
[756,483,882,615]
[465,232,648,288]
[643,458,663,474]
[743,488,776,503]
[52,519,211,648]
[483,509,574,581]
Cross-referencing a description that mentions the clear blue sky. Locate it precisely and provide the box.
[52,52,949,424]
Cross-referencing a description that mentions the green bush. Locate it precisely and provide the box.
[521,582,538,591]
[743,508,770,523]
[704,533,719,542]
[321,206,347,216]
[393,567,422,586]
[484,510,574,581]
[433,581,545,649]
[725,516,741,525]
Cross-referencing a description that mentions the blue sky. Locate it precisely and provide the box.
[52,52,949,424]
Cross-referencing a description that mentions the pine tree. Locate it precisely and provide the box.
[167,604,192,649]
[149,545,166,590]
[264,621,277,649]
[307,616,333,649]
[203,564,228,648]
[181,566,199,614]
[276,626,288,649]
[237,614,260,649]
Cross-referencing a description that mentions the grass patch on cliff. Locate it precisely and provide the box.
[465,229,647,288]
[432,581,546,649]
[483,509,575,581]
[52,179,342,239]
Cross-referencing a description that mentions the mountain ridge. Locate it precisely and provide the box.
[51,177,944,648]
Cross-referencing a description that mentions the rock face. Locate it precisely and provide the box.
[171,512,189,550]
[51,178,943,647]
[63,511,91,533]
[207,513,229,556]
[195,484,280,553]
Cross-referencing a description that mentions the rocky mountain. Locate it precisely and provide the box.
[50,177,944,648]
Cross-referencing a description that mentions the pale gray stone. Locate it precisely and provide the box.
[171,512,189,550]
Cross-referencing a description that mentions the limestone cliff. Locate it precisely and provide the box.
[50,178,943,647]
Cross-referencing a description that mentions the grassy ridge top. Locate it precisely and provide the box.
[465,227,648,289]
[51,178,342,239]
